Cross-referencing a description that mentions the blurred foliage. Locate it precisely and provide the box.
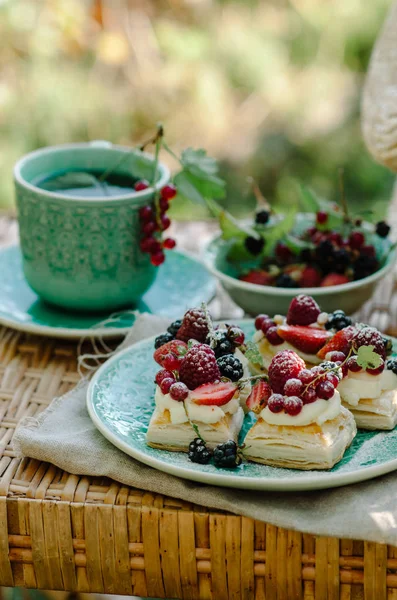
[0,0,394,220]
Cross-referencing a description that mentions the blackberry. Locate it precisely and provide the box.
[333,249,350,274]
[167,319,182,337]
[255,210,270,225]
[315,239,334,259]
[299,248,313,263]
[154,332,174,349]
[213,440,242,469]
[206,329,235,358]
[383,336,393,356]
[376,221,391,238]
[276,274,299,288]
[188,438,212,465]
[244,236,264,256]
[325,310,352,331]
[217,354,244,382]
[319,361,337,371]
[353,255,378,280]
[386,359,397,376]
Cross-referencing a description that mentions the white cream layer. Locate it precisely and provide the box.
[252,330,321,366]
[155,387,241,425]
[338,369,397,406]
[260,391,341,427]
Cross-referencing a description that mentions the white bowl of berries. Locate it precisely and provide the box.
[203,198,396,316]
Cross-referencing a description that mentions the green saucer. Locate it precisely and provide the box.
[0,245,216,339]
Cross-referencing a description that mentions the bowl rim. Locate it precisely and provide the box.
[203,233,396,296]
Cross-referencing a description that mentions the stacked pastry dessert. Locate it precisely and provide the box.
[146,307,251,453]
[244,349,357,470]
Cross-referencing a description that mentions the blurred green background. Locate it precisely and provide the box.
[0,0,394,219]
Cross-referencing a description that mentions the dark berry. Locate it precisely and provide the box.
[228,326,245,346]
[188,438,212,464]
[299,248,313,263]
[276,274,298,288]
[376,221,390,238]
[154,332,174,349]
[362,245,376,257]
[161,184,177,200]
[170,382,189,401]
[244,236,264,256]
[353,255,378,280]
[167,320,182,337]
[383,336,393,356]
[325,310,352,331]
[212,334,235,358]
[316,211,328,224]
[386,359,397,376]
[217,354,244,382]
[261,318,275,334]
[298,369,315,385]
[316,239,334,259]
[319,361,338,371]
[213,440,241,469]
[328,351,347,362]
[135,179,150,191]
[333,248,350,274]
[255,210,270,225]
[151,251,165,267]
[275,243,292,262]
[349,231,365,250]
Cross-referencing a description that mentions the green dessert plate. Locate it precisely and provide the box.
[87,321,397,491]
[0,245,216,340]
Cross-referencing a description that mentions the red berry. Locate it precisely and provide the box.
[300,266,322,288]
[353,326,386,360]
[176,308,209,343]
[161,184,177,200]
[316,211,328,225]
[268,394,285,413]
[318,326,356,359]
[328,351,347,362]
[349,231,365,250]
[155,370,175,385]
[284,378,303,397]
[287,294,321,326]
[261,319,275,334]
[329,232,343,246]
[341,363,348,378]
[268,350,306,394]
[277,325,332,355]
[361,245,376,257]
[284,396,303,415]
[162,354,181,371]
[154,339,188,369]
[142,221,157,236]
[367,362,385,376]
[302,387,317,404]
[169,382,189,401]
[275,243,292,262]
[240,270,274,286]
[228,326,245,346]
[160,377,175,394]
[142,237,161,254]
[151,251,165,267]
[326,373,339,387]
[255,314,270,331]
[266,326,284,346]
[246,381,272,413]
[346,356,362,373]
[298,369,315,385]
[316,381,335,400]
[321,273,350,287]
[163,237,176,250]
[160,198,169,212]
[179,344,221,390]
[135,179,150,191]
[139,205,154,221]
[161,216,171,231]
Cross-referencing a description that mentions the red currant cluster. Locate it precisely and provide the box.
[137,180,177,267]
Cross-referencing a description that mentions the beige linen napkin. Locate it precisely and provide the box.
[13,314,397,545]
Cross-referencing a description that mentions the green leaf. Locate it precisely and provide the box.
[245,341,264,367]
[180,148,219,176]
[284,234,314,254]
[219,210,258,240]
[174,171,206,204]
[299,185,320,213]
[175,148,226,204]
[263,208,297,254]
[355,345,383,370]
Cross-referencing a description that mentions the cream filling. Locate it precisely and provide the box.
[154,387,189,424]
[260,391,341,427]
[338,369,397,407]
[252,330,321,366]
[155,387,242,425]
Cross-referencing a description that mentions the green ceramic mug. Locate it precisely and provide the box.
[14,141,170,312]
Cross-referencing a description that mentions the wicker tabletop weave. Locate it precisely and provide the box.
[1,215,397,599]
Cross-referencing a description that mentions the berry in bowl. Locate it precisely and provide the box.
[203,186,396,316]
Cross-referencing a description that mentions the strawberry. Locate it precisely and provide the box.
[240,270,273,286]
[277,325,332,355]
[246,381,272,414]
[286,295,321,326]
[321,273,350,287]
[268,350,306,394]
[190,381,237,406]
[317,325,356,359]
[300,266,322,288]
[153,340,188,370]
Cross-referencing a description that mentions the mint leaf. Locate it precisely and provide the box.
[263,208,297,254]
[174,148,226,205]
[355,345,383,370]
[299,185,320,213]
[174,171,206,204]
[219,211,258,240]
[180,148,219,176]
[284,234,314,254]
[245,341,264,367]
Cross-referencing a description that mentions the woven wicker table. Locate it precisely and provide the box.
[2,217,397,600]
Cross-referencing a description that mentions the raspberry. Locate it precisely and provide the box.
[176,309,209,343]
[179,344,220,390]
[169,382,189,401]
[267,394,285,413]
[217,354,243,382]
[284,396,303,415]
[286,295,321,326]
[346,356,361,373]
[266,326,284,345]
[353,327,386,359]
[268,350,306,394]
[316,381,335,400]
[160,378,175,394]
[188,438,212,464]
[283,378,303,397]
[155,370,175,386]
